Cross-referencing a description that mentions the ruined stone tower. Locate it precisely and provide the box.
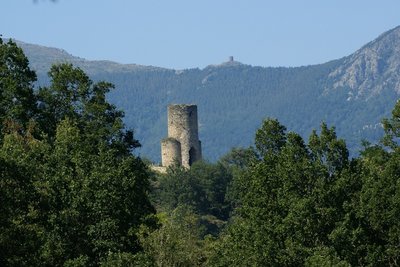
[161,104,202,168]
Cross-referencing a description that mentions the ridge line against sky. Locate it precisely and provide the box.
[2,0,400,69]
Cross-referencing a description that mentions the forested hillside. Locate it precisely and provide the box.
[17,26,400,162]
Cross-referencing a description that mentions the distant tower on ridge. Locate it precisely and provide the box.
[161,104,202,168]
[229,56,234,62]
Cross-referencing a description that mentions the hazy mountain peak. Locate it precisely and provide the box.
[205,57,246,69]
[327,25,400,100]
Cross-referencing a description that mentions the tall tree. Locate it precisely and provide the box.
[0,43,155,266]
[37,63,139,154]
[0,39,37,136]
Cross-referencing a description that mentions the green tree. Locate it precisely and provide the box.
[37,63,139,154]
[0,125,49,266]
[308,122,349,175]
[209,119,354,266]
[254,118,286,159]
[0,44,156,265]
[0,39,37,137]
[36,113,155,265]
[154,161,233,222]
[139,206,207,267]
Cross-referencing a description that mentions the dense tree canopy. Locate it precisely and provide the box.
[207,114,400,266]
[0,39,155,266]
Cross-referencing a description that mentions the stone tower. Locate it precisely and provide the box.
[161,104,202,168]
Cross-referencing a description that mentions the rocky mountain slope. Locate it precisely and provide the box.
[326,26,400,100]
[14,26,400,161]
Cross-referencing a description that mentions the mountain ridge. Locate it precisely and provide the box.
[13,39,338,72]
[13,39,168,74]
[10,26,400,161]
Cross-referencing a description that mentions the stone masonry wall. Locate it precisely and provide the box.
[161,137,182,167]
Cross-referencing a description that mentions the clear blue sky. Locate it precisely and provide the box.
[2,0,400,69]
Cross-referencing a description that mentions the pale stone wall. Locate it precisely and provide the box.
[150,165,167,174]
[161,137,181,167]
[161,104,202,168]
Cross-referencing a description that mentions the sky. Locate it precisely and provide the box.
[2,0,400,69]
